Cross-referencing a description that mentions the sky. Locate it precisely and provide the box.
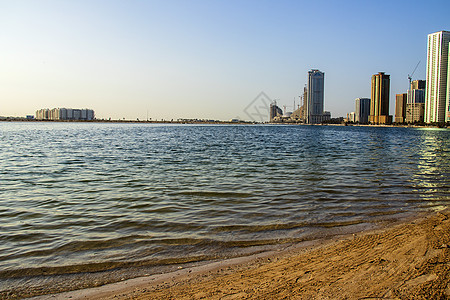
[1,0,450,121]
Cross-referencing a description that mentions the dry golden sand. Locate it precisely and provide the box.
[33,209,450,300]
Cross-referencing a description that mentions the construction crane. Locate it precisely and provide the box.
[408,61,421,86]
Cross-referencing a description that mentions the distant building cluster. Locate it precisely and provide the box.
[347,77,426,125]
[393,80,426,124]
[19,32,448,126]
[270,69,331,124]
[392,30,450,124]
[344,30,450,125]
[36,108,95,121]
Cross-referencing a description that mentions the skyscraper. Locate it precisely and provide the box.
[425,31,450,123]
[395,93,407,123]
[306,69,325,124]
[355,98,370,123]
[369,72,392,124]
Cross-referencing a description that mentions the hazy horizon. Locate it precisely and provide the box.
[1,0,449,121]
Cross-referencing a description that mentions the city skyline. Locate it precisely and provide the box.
[1,1,449,121]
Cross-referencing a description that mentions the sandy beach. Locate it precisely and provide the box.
[29,208,450,300]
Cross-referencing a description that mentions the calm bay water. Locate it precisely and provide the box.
[1,122,449,295]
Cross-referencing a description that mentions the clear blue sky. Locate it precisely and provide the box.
[1,0,449,121]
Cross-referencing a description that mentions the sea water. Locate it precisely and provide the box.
[0,122,449,296]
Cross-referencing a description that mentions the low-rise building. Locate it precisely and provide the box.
[36,108,95,120]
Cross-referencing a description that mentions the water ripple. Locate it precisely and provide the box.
[0,122,449,280]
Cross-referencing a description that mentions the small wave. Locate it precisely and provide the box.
[312,220,365,228]
[0,253,216,280]
[212,219,365,233]
[0,232,50,243]
[0,234,151,262]
[96,219,206,232]
[212,222,308,233]
[366,210,404,217]
[175,191,253,198]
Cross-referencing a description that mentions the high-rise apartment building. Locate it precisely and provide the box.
[355,98,370,123]
[369,72,392,124]
[395,93,407,123]
[269,101,283,122]
[306,69,325,124]
[35,109,49,120]
[406,80,426,123]
[425,30,450,123]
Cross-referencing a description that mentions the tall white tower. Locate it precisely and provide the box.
[425,31,450,123]
[306,69,325,124]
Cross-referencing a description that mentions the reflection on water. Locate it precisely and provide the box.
[0,123,449,288]
[414,129,450,200]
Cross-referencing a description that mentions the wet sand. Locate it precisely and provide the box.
[29,208,450,300]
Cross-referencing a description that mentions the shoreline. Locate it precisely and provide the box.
[3,212,400,299]
[26,207,450,300]
[1,119,449,129]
